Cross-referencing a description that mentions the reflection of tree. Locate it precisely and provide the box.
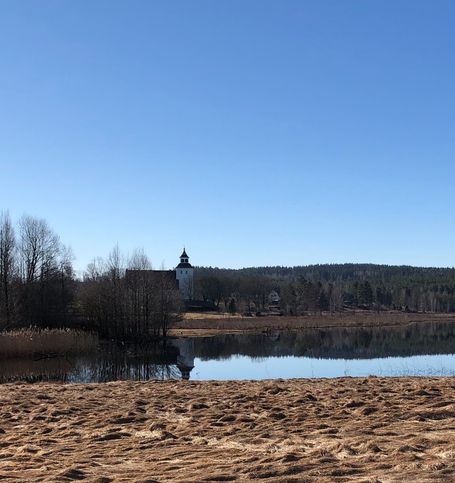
[0,342,182,383]
[0,358,73,383]
[74,342,181,382]
[193,321,455,360]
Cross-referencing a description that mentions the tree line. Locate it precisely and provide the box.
[2,211,455,338]
[194,265,455,314]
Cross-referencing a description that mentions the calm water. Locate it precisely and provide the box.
[2,321,455,382]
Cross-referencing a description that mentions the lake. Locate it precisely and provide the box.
[2,320,455,382]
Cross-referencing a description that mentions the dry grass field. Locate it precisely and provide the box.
[173,311,455,336]
[1,377,455,482]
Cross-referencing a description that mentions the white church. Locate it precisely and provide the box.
[125,248,194,301]
[175,248,194,300]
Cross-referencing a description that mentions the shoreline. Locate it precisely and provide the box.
[2,377,455,481]
[170,311,455,337]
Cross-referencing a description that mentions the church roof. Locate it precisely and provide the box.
[125,269,178,288]
[180,249,189,258]
[176,262,192,269]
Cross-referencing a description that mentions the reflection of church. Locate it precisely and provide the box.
[171,338,195,380]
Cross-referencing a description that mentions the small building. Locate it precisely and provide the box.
[268,290,280,305]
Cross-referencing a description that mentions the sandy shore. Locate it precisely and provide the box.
[1,378,455,482]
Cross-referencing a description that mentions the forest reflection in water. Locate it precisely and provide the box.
[2,320,455,382]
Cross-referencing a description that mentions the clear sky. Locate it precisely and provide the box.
[1,1,455,272]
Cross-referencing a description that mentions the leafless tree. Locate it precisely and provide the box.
[328,283,344,314]
[18,215,60,283]
[128,248,152,270]
[152,270,182,338]
[106,244,125,335]
[84,257,106,281]
[0,211,16,326]
[15,215,73,327]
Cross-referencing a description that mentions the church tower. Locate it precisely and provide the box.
[175,248,194,300]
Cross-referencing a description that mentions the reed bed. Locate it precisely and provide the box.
[0,328,98,359]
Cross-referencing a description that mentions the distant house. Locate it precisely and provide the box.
[125,249,194,301]
[268,290,280,305]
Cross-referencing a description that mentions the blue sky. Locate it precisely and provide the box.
[1,1,455,272]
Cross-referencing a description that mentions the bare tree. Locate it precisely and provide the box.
[0,211,16,326]
[58,245,75,325]
[84,257,106,281]
[19,215,60,283]
[126,249,152,336]
[16,215,73,327]
[79,257,107,333]
[128,248,152,270]
[106,244,125,336]
[152,270,182,338]
[107,244,124,281]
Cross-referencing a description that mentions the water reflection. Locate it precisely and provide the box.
[0,341,183,384]
[194,321,455,360]
[2,320,455,382]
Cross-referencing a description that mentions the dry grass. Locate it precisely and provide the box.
[1,377,455,481]
[172,311,455,336]
[183,312,240,320]
[0,329,98,359]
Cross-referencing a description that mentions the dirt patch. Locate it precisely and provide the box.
[1,377,455,481]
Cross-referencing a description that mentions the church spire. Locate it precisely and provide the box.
[178,248,191,266]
